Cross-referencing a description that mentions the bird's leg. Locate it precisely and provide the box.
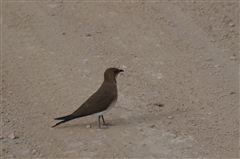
[101,115,106,125]
[98,116,101,128]
[101,115,112,126]
[97,115,108,129]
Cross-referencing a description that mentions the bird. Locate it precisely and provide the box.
[52,67,124,128]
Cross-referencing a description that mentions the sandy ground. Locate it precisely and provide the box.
[1,1,239,158]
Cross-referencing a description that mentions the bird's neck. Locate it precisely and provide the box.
[102,81,117,88]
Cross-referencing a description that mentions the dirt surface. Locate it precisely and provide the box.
[1,1,239,158]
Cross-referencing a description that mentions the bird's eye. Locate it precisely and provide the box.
[113,71,117,74]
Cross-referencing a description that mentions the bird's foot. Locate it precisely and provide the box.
[103,123,113,126]
[98,125,109,130]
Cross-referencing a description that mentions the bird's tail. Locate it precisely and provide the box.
[52,115,79,128]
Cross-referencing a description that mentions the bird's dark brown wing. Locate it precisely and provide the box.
[71,87,117,116]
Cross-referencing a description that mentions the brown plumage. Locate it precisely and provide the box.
[52,68,123,128]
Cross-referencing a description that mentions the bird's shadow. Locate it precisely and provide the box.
[111,112,165,126]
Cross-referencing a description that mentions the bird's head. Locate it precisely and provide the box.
[104,68,124,83]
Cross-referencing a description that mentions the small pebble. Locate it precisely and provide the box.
[154,103,164,107]
[229,23,235,27]
[86,125,91,128]
[149,124,155,128]
[230,56,237,60]
[8,133,17,139]
[168,116,173,119]
[32,149,37,155]
[230,91,235,94]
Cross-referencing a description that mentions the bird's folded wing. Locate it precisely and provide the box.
[71,91,116,116]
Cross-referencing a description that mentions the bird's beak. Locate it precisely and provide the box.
[118,69,124,73]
